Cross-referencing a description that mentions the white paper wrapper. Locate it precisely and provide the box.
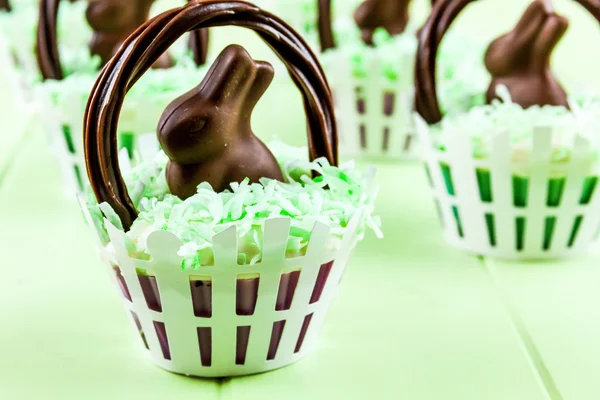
[80,198,366,377]
[322,44,417,160]
[416,116,600,260]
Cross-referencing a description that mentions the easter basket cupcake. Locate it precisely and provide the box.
[318,0,487,160]
[416,0,600,259]
[35,0,209,193]
[80,1,380,377]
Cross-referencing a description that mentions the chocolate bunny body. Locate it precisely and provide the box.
[158,44,284,199]
[86,0,172,68]
[354,0,411,45]
[485,0,568,108]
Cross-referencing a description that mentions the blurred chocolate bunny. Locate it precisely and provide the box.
[158,44,284,199]
[86,0,172,68]
[485,0,568,108]
[0,0,10,11]
[354,0,411,45]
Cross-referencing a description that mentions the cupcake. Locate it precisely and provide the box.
[34,0,209,193]
[318,0,487,160]
[416,0,600,259]
[80,1,380,377]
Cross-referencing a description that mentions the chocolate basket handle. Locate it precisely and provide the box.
[415,0,600,125]
[84,0,338,231]
[35,0,210,81]
[318,0,336,51]
[0,0,11,12]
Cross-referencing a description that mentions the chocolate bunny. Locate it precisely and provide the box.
[0,0,10,11]
[86,0,172,68]
[485,0,568,108]
[354,0,411,45]
[158,44,284,199]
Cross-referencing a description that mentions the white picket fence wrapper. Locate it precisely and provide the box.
[416,116,600,259]
[324,48,417,160]
[80,200,366,377]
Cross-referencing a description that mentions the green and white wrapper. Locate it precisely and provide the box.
[416,99,600,259]
[79,145,380,377]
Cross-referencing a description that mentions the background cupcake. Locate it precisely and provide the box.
[319,0,488,160]
[81,1,379,377]
[416,0,600,259]
[34,0,209,193]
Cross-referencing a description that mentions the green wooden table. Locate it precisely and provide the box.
[2,1,600,398]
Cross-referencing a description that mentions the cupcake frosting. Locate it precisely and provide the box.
[87,143,381,269]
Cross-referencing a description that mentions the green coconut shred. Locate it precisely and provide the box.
[429,87,600,166]
[85,142,381,270]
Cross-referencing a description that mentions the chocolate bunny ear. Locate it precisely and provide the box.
[484,0,568,107]
[158,45,280,197]
[87,0,173,68]
[354,0,411,45]
[194,44,273,106]
[484,0,549,76]
[531,12,568,67]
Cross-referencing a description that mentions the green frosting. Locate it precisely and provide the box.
[85,142,381,270]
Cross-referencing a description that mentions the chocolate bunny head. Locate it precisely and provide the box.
[354,0,411,45]
[86,0,172,68]
[158,44,284,199]
[485,0,568,108]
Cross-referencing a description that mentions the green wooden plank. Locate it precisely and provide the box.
[224,164,551,400]
[0,133,220,399]
[485,256,600,400]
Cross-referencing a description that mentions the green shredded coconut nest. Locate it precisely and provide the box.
[86,142,381,270]
[428,87,600,173]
